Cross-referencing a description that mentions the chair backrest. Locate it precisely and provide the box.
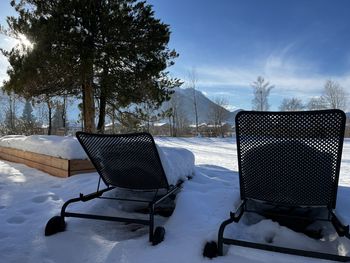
[235,110,346,208]
[76,132,169,190]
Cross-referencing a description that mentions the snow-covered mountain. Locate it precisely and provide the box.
[161,88,241,124]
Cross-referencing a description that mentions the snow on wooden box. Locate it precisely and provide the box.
[0,146,95,177]
[0,135,94,177]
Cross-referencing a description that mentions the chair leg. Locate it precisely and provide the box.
[218,201,246,256]
[148,185,183,245]
[331,211,350,238]
[45,187,114,236]
[218,217,236,256]
[149,202,166,245]
[149,204,155,243]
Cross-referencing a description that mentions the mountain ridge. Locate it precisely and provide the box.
[161,87,241,124]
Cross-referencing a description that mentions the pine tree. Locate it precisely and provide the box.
[3,92,19,134]
[52,102,65,130]
[22,100,36,123]
[2,0,181,133]
[21,100,37,134]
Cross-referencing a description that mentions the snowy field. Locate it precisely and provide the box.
[1,137,350,262]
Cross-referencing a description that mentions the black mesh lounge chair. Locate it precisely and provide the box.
[45,132,186,245]
[204,109,350,261]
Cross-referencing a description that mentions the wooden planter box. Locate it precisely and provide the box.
[0,146,95,177]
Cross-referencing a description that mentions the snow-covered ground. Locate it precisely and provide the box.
[1,137,350,262]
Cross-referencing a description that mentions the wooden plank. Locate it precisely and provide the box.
[0,151,68,177]
[0,146,95,178]
[0,151,28,164]
[25,151,69,170]
[0,146,96,177]
[69,159,95,171]
[25,160,68,178]
[70,169,96,176]
[0,146,69,170]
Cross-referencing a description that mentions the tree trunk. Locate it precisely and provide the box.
[111,106,115,133]
[47,101,52,135]
[82,80,95,133]
[97,91,106,133]
[62,95,67,135]
[193,90,199,135]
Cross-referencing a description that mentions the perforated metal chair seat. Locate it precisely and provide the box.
[236,110,345,209]
[77,132,169,190]
[241,140,334,207]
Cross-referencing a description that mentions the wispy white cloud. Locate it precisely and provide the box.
[175,42,350,111]
[184,47,350,99]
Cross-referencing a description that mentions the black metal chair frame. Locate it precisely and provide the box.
[218,110,350,262]
[46,132,184,245]
[60,179,182,244]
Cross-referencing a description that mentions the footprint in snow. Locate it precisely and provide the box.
[264,232,275,243]
[31,194,60,203]
[20,208,35,215]
[6,216,25,224]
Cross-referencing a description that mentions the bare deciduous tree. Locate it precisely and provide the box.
[251,76,274,111]
[322,80,347,110]
[168,92,189,136]
[307,97,327,111]
[187,68,199,135]
[210,97,229,137]
[279,97,304,111]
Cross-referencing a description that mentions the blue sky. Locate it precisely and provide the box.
[1,0,350,111]
[147,0,350,110]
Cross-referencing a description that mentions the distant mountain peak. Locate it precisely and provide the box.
[161,87,241,124]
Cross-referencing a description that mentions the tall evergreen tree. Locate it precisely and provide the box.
[2,0,180,133]
[3,92,19,134]
[21,100,36,123]
[52,102,65,130]
[21,100,37,134]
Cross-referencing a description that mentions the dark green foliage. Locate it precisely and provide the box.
[2,92,20,134]
[2,0,181,132]
[21,99,36,127]
[52,101,65,129]
[12,99,38,135]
